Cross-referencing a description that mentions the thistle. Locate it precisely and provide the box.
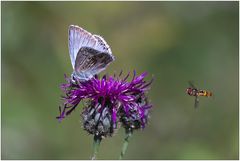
[118,83,152,159]
[57,71,153,159]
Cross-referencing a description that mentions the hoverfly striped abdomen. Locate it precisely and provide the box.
[198,90,213,97]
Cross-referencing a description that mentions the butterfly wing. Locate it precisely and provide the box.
[68,25,98,69]
[73,47,114,81]
[93,35,113,54]
[69,25,114,81]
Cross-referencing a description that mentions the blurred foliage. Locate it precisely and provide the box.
[1,1,238,159]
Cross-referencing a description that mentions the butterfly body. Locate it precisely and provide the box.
[68,25,114,82]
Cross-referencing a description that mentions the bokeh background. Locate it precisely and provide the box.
[2,1,239,160]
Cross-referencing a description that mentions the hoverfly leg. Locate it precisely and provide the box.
[194,96,200,108]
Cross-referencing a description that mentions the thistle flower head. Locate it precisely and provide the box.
[57,71,153,137]
[119,93,152,132]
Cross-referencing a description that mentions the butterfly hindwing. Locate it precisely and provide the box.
[73,47,114,81]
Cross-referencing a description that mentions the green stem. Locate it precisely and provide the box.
[91,135,102,160]
[119,131,132,160]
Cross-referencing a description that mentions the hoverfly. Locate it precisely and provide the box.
[186,81,213,108]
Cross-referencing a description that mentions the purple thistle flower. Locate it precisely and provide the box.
[57,71,153,137]
[119,93,152,132]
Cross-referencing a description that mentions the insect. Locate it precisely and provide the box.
[186,81,213,108]
[68,25,115,82]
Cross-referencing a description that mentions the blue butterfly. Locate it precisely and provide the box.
[68,25,115,82]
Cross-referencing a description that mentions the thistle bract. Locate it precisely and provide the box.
[82,102,116,137]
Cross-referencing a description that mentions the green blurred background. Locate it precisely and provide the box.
[2,1,239,160]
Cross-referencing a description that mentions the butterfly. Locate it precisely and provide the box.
[68,25,115,82]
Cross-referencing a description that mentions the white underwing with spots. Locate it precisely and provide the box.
[68,25,115,82]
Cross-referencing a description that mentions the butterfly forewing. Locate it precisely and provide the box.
[69,25,98,69]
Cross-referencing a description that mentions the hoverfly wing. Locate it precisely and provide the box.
[194,96,200,108]
[68,25,98,69]
[74,47,114,81]
[188,81,197,89]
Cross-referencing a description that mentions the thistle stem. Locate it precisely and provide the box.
[91,135,102,160]
[119,131,132,160]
